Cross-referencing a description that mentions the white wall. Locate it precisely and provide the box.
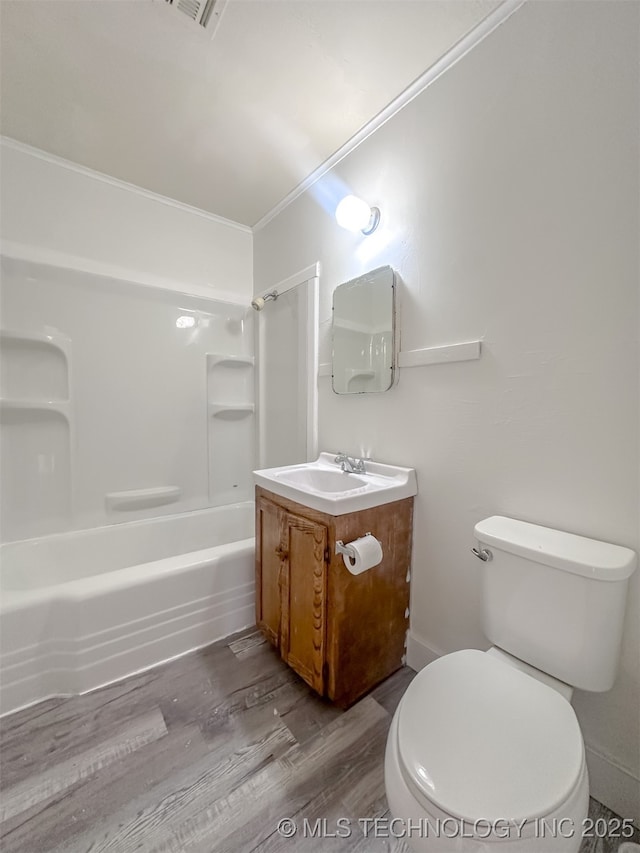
[0,138,253,302]
[254,1,640,823]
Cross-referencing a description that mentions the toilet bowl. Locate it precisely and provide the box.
[385,649,589,852]
[384,516,636,853]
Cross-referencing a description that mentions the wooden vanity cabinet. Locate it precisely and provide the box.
[255,486,413,708]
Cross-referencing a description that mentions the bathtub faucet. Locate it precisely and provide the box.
[334,453,366,474]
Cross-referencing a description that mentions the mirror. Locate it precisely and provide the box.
[332,265,396,394]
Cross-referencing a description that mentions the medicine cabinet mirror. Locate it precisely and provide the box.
[332,265,396,394]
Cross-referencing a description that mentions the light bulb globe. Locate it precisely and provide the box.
[335,195,372,233]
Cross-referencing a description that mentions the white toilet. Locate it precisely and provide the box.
[385,516,636,853]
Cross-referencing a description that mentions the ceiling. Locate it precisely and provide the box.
[0,0,500,227]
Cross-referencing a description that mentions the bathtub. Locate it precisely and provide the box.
[0,503,255,716]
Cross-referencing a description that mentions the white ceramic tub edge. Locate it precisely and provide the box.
[0,508,256,716]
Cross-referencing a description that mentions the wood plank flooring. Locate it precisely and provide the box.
[0,628,637,853]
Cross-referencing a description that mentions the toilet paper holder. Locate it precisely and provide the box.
[336,532,384,575]
[335,534,372,558]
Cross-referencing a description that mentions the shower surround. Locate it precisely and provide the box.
[0,255,257,714]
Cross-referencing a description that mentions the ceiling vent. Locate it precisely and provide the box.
[160,0,228,37]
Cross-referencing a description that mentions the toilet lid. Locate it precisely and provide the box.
[397,650,584,823]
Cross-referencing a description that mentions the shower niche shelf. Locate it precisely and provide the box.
[0,398,71,418]
[0,327,71,352]
[0,328,71,401]
[0,327,74,541]
[207,354,255,368]
[207,351,255,507]
[206,352,254,403]
[209,403,255,419]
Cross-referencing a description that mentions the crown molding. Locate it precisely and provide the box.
[252,0,526,232]
[0,136,252,234]
[1,0,525,237]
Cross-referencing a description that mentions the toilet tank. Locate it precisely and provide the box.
[474,516,636,692]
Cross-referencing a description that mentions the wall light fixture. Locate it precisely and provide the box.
[335,195,381,235]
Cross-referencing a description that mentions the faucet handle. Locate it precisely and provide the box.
[334,453,367,473]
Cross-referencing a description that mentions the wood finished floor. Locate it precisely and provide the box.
[0,628,637,853]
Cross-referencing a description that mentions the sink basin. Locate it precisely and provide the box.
[253,452,417,515]
[277,468,368,494]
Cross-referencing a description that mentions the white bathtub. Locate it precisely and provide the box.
[0,503,255,716]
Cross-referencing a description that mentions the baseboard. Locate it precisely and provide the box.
[585,745,640,827]
[405,630,443,672]
[405,631,640,827]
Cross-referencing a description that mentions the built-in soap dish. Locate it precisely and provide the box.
[209,403,255,419]
[105,486,182,513]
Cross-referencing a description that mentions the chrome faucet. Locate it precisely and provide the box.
[335,453,366,474]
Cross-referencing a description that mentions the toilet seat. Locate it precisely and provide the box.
[397,650,584,826]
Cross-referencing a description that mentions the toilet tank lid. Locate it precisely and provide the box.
[474,516,636,582]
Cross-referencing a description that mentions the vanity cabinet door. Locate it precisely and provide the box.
[255,495,286,646]
[255,486,413,707]
[280,511,328,694]
[255,496,329,694]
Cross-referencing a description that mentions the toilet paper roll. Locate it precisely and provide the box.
[343,534,383,575]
